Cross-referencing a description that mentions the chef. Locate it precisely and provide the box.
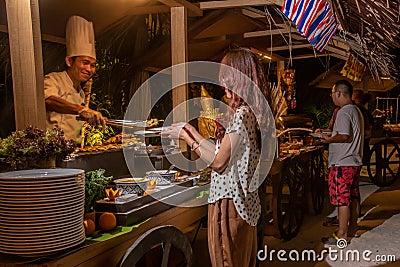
[44,15,106,143]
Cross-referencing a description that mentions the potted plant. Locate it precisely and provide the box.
[84,169,113,217]
[0,126,75,171]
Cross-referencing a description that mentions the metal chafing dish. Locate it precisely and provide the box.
[95,178,209,226]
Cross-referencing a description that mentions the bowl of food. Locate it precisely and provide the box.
[145,170,177,185]
[113,177,148,195]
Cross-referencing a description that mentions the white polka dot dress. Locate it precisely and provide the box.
[208,106,261,226]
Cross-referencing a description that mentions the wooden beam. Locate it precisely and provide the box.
[244,28,292,38]
[5,0,46,130]
[267,43,312,51]
[289,34,305,41]
[250,47,286,62]
[159,0,202,16]
[1,24,65,44]
[125,5,171,15]
[324,45,348,57]
[189,35,227,44]
[200,0,283,10]
[291,53,343,60]
[324,53,347,60]
[330,37,349,51]
[242,8,265,18]
[188,9,227,39]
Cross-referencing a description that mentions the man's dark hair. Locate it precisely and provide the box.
[334,79,353,97]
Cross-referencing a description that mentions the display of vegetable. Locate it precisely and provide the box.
[85,169,113,213]
[83,124,116,147]
[0,126,75,170]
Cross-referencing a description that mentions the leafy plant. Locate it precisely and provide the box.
[84,169,113,213]
[304,102,335,130]
[0,126,75,170]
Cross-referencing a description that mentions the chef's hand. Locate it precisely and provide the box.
[78,108,106,127]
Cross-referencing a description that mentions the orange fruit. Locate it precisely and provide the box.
[98,212,117,231]
[83,219,96,236]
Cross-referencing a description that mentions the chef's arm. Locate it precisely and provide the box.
[45,96,84,114]
[45,96,106,126]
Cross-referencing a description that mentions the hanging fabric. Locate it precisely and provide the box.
[281,0,339,51]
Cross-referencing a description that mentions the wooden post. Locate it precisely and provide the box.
[171,6,188,123]
[30,0,46,128]
[5,0,46,130]
[171,6,188,153]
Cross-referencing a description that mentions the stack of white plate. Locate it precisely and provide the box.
[0,169,86,256]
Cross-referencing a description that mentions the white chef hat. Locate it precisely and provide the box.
[66,16,96,59]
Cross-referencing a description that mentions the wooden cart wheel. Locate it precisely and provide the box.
[367,139,400,187]
[119,225,192,267]
[310,149,325,214]
[277,158,305,240]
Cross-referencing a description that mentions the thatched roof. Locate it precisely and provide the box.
[330,0,400,81]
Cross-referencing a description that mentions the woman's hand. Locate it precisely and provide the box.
[160,123,190,141]
[172,122,196,133]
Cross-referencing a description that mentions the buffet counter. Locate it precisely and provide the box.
[0,183,209,267]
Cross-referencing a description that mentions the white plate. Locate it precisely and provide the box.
[0,224,81,235]
[0,227,83,241]
[0,168,84,180]
[0,206,83,220]
[0,185,84,196]
[1,197,84,213]
[0,174,83,184]
[1,195,83,207]
[0,195,83,205]
[0,184,84,194]
[0,214,82,231]
[309,133,322,138]
[0,232,85,255]
[134,130,159,135]
[150,126,171,132]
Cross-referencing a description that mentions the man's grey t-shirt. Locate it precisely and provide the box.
[328,104,364,167]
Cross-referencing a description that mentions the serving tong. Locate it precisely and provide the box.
[106,119,149,128]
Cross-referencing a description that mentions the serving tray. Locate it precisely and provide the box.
[95,179,194,213]
[96,182,209,226]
